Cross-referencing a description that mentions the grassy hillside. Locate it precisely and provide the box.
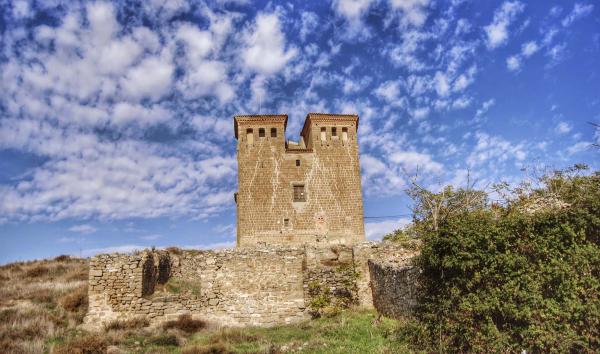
[0,256,408,353]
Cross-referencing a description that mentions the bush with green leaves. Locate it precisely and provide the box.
[400,166,599,352]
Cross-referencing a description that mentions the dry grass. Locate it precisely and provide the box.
[182,343,232,354]
[53,334,107,354]
[163,314,207,333]
[105,317,150,331]
[0,257,89,353]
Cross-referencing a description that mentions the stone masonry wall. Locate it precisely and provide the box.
[84,242,417,330]
[368,259,419,319]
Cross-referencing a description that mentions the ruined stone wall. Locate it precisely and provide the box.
[84,242,416,329]
[235,114,365,247]
[368,259,419,319]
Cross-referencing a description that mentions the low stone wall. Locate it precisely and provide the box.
[368,259,419,319]
[84,242,417,329]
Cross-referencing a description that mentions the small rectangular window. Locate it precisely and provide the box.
[284,218,290,228]
[293,185,306,202]
[320,127,326,141]
[259,128,265,137]
[271,128,277,137]
[332,127,337,136]
[295,159,300,167]
[342,127,348,142]
[246,128,253,145]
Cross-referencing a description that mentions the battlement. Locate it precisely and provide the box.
[234,113,365,247]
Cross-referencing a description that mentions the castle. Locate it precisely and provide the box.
[234,113,365,247]
[83,113,416,330]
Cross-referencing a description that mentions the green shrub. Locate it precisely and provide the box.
[407,167,600,352]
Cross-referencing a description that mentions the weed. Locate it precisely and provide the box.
[60,285,88,313]
[182,343,232,354]
[53,334,107,354]
[163,314,206,333]
[148,333,180,346]
[105,317,150,331]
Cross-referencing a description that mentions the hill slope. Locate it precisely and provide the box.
[0,256,407,353]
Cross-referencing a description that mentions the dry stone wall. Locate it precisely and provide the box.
[368,259,419,319]
[84,242,417,330]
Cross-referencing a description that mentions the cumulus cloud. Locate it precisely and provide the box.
[484,1,525,49]
[506,55,521,71]
[241,12,298,75]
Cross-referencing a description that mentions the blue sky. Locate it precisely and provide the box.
[0,0,598,264]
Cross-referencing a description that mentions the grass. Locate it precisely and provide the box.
[153,277,203,297]
[0,256,413,353]
[186,310,411,353]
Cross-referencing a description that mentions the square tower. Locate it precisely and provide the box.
[234,113,365,247]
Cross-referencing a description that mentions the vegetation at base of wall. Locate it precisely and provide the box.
[387,165,600,352]
[186,309,409,353]
[163,314,207,333]
[307,264,360,318]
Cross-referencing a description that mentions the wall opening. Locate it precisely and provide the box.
[320,127,326,141]
[296,159,301,167]
[246,128,254,145]
[259,128,265,138]
[332,127,337,137]
[271,128,277,138]
[284,218,290,228]
[293,184,306,202]
[342,127,348,142]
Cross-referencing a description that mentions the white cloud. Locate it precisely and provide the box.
[112,102,171,126]
[386,30,430,72]
[140,234,162,241]
[484,1,525,49]
[299,12,319,41]
[69,224,97,234]
[566,141,591,155]
[388,0,431,27]
[562,3,594,27]
[374,80,403,104]
[365,218,411,241]
[555,121,572,134]
[434,71,450,97]
[332,0,375,38]
[412,107,430,120]
[521,41,539,57]
[389,151,443,174]
[121,55,174,102]
[241,12,298,75]
[506,55,521,71]
[467,132,527,167]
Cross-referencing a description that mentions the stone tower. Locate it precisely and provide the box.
[234,113,365,247]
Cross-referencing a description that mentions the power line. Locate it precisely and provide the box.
[364,214,412,219]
